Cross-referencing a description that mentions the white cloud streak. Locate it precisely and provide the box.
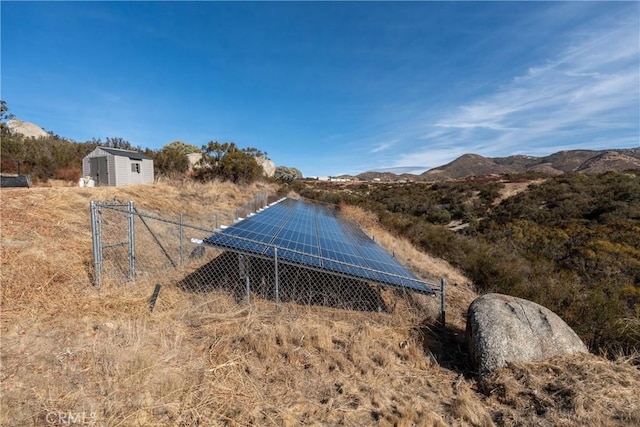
[393,9,639,170]
[370,139,399,153]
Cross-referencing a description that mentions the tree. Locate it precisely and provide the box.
[102,137,133,150]
[164,140,200,155]
[0,133,25,174]
[241,146,268,159]
[0,101,24,173]
[154,141,201,176]
[195,141,264,184]
[219,150,262,184]
[0,100,14,134]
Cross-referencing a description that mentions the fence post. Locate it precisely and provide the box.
[128,201,136,280]
[440,278,446,330]
[97,203,104,287]
[214,212,218,229]
[239,254,250,304]
[90,201,101,288]
[274,248,279,307]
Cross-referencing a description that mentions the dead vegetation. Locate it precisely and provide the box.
[494,179,546,205]
[1,180,639,426]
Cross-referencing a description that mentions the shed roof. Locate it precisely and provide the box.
[100,147,153,161]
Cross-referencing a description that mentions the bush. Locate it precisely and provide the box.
[194,141,264,184]
[53,166,82,182]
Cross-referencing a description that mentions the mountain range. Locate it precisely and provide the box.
[353,148,640,181]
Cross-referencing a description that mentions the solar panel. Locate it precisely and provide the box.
[202,198,435,295]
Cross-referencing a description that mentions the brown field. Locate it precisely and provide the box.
[1,180,639,426]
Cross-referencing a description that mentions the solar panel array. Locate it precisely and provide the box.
[202,198,435,295]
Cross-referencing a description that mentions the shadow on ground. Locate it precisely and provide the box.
[414,321,474,377]
[178,250,388,313]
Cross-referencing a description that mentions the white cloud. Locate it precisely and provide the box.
[412,10,639,162]
[370,139,399,153]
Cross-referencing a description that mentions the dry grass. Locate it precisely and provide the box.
[339,203,476,329]
[2,181,639,426]
[450,381,495,427]
[482,353,640,426]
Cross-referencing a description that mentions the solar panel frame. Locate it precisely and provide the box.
[202,198,436,295]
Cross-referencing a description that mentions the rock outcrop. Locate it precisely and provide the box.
[256,157,275,178]
[186,152,203,170]
[466,293,588,376]
[7,119,49,138]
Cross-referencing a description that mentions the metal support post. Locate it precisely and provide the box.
[127,201,136,280]
[239,255,251,304]
[90,201,101,288]
[440,278,446,330]
[274,248,280,306]
[96,204,104,287]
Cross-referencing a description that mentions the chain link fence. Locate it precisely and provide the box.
[90,191,268,287]
[90,192,444,318]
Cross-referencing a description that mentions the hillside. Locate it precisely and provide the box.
[421,148,640,180]
[2,181,639,426]
[423,154,516,180]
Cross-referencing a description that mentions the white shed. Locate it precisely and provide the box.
[82,147,154,187]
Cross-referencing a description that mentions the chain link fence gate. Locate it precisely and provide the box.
[89,192,444,319]
[90,191,269,288]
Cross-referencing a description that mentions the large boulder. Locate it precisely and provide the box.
[256,157,275,178]
[466,293,588,376]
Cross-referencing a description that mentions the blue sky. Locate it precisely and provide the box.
[2,1,639,177]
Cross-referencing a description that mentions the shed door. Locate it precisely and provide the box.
[90,157,109,186]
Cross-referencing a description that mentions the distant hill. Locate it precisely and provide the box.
[354,171,403,181]
[423,153,516,179]
[356,148,640,181]
[421,148,640,180]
